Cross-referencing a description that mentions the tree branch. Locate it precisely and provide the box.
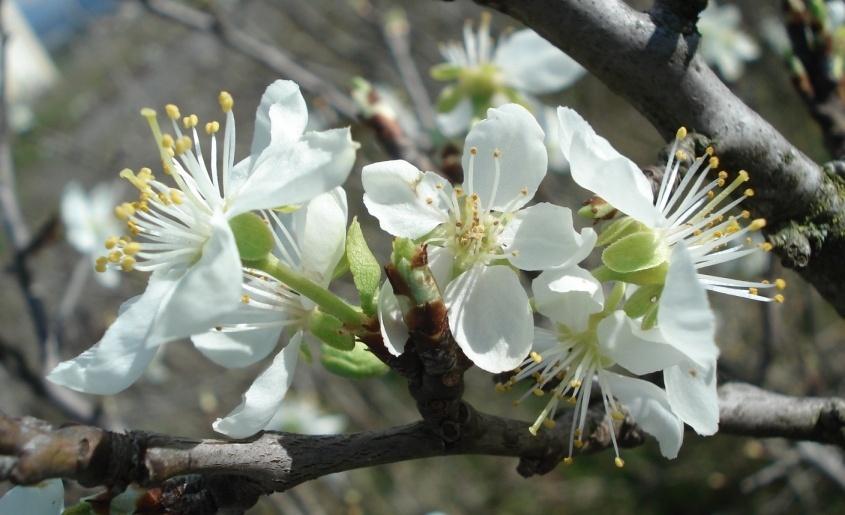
[462,0,845,316]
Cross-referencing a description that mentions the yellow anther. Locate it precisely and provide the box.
[759,242,773,252]
[469,146,478,155]
[740,210,750,219]
[738,170,749,181]
[169,189,183,204]
[205,121,220,134]
[183,114,199,129]
[123,242,141,255]
[705,146,715,156]
[748,287,758,296]
[569,379,582,389]
[614,457,625,468]
[140,107,157,119]
[241,294,250,304]
[709,156,719,169]
[495,383,507,392]
[713,231,723,239]
[95,257,108,273]
[160,134,175,149]
[219,91,234,112]
[707,190,715,199]
[454,186,464,197]
[530,351,542,364]
[174,136,192,155]
[566,396,577,405]
[676,127,687,139]
[165,104,180,120]
[114,202,134,220]
[563,457,574,466]
[108,251,122,263]
[425,197,433,205]
[775,278,787,290]
[744,187,754,197]
[543,419,557,429]
[120,256,136,272]
[520,186,529,195]
[611,410,625,421]
[532,387,545,397]
[493,148,502,158]
[774,294,785,303]
[138,167,154,180]
[675,149,687,161]
[716,178,726,187]
[749,218,767,231]
[104,236,119,249]
[762,279,770,284]
[718,171,728,180]
[573,439,584,449]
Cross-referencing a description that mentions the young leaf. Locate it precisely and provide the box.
[346,217,381,315]
[320,341,389,378]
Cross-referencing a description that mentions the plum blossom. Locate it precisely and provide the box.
[697,1,760,82]
[47,81,357,396]
[198,188,349,439]
[60,181,123,287]
[364,104,595,373]
[433,13,584,137]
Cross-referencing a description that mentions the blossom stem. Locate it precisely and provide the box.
[251,254,367,328]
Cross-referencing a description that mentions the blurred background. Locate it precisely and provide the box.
[1,0,844,513]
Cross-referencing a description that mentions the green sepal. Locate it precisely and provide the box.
[229,212,274,262]
[332,252,350,281]
[596,217,646,247]
[623,284,663,319]
[346,217,381,316]
[320,341,390,378]
[299,341,313,364]
[309,309,355,351]
[577,198,617,220]
[602,282,627,315]
[591,262,669,286]
[436,84,466,113]
[602,230,669,273]
[641,302,659,330]
[430,63,462,81]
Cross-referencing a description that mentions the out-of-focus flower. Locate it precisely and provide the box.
[365,104,595,373]
[48,81,357,396]
[697,1,761,81]
[0,479,63,515]
[432,13,584,137]
[202,189,349,439]
[61,181,123,288]
[263,394,347,435]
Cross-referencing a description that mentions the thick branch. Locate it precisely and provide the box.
[467,0,845,315]
[3,383,844,511]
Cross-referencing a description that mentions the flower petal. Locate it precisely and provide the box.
[532,265,603,333]
[427,245,456,288]
[46,272,177,395]
[501,202,596,270]
[362,160,451,238]
[61,182,96,253]
[444,264,533,373]
[230,127,357,216]
[664,359,719,435]
[213,332,302,438]
[191,305,284,368]
[597,311,686,375]
[495,30,585,95]
[147,212,242,346]
[377,281,409,357]
[462,103,546,211]
[436,98,473,137]
[0,479,64,515]
[602,371,684,459]
[250,79,308,157]
[658,243,719,367]
[294,187,348,284]
[557,107,659,226]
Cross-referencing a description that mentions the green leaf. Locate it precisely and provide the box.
[596,217,645,247]
[229,212,274,262]
[320,341,389,378]
[623,284,663,319]
[601,230,669,273]
[346,218,381,316]
[591,262,669,286]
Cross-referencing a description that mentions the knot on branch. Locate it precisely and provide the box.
[650,0,707,34]
[817,399,845,447]
[153,474,268,515]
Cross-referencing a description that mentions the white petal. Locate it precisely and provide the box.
[557,107,659,226]
[597,311,686,375]
[46,273,176,395]
[501,203,596,270]
[230,128,357,216]
[658,243,719,367]
[436,98,473,137]
[377,281,409,357]
[462,103,547,211]
[602,371,684,459]
[147,212,242,346]
[444,265,533,373]
[0,479,64,515]
[664,359,719,435]
[362,160,451,238]
[251,79,308,157]
[294,187,348,283]
[60,182,97,253]
[213,332,302,438]
[532,264,603,333]
[427,245,455,288]
[495,30,585,94]
[191,305,284,368]
[93,266,120,289]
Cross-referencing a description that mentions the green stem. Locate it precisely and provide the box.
[250,254,367,328]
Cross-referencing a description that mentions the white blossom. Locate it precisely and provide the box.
[47,81,357,396]
[364,104,595,373]
[697,1,760,82]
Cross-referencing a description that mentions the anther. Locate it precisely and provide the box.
[161,134,175,149]
[675,150,687,161]
[774,294,785,303]
[709,156,719,169]
[573,439,584,449]
[738,170,749,181]
[705,146,715,156]
[563,457,574,466]
[532,388,545,397]
[718,171,728,180]
[169,189,183,204]
[495,383,507,392]
[219,91,234,112]
[748,287,758,295]
[759,242,773,252]
[542,419,556,429]
[775,278,786,290]
[124,242,141,255]
[493,148,502,158]
[676,127,687,139]
[108,251,121,263]
[744,188,754,197]
[569,379,582,389]
[105,236,119,249]
[165,104,180,120]
[749,218,766,231]
[530,351,542,364]
[241,294,250,304]
[183,114,198,129]
[469,146,478,155]
[174,136,192,155]
[614,457,625,468]
[740,210,750,219]
[121,256,136,272]
[205,121,220,134]
[95,257,108,273]
[611,410,625,421]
